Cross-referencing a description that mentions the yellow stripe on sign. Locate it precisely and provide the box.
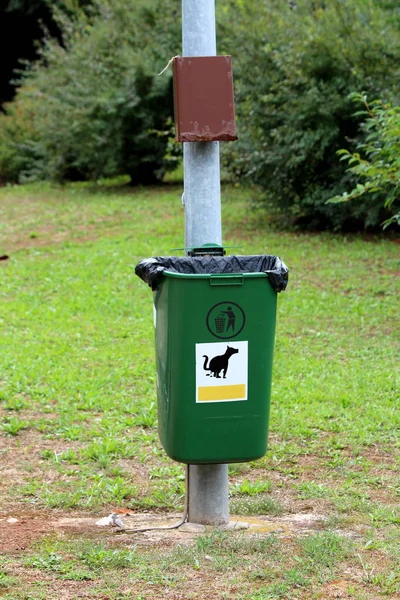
[198,384,246,402]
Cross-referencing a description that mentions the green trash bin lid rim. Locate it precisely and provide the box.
[162,270,267,279]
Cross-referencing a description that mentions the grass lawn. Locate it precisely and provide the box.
[0,180,399,599]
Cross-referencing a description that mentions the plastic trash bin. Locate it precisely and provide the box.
[135,254,288,464]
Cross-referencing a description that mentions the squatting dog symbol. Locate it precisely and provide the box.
[202,346,239,379]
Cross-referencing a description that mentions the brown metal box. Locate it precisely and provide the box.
[173,55,237,143]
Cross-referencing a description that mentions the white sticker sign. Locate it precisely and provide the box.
[195,341,248,403]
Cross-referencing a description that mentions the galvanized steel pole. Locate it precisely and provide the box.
[182,0,222,249]
[182,0,229,526]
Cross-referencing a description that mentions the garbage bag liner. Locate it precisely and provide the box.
[135,255,289,292]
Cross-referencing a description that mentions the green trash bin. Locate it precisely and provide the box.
[135,254,288,464]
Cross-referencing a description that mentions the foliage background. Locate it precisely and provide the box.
[218,0,400,230]
[0,0,399,229]
[0,0,93,105]
[0,0,181,185]
[329,93,400,228]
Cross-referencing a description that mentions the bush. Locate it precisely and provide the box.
[219,0,400,230]
[329,93,400,229]
[0,0,181,184]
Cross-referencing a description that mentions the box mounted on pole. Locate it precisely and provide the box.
[173,56,237,143]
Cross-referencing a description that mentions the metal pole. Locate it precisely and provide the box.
[182,0,229,526]
[182,0,222,250]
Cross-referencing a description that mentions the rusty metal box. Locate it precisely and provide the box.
[173,56,237,143]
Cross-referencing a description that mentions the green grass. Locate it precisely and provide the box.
[18,530,354,597]
[0,180,399,599]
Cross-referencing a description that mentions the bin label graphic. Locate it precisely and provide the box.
[206,301,245,339]
[195,341,248,403]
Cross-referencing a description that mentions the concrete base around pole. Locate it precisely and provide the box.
[187,464,229,526]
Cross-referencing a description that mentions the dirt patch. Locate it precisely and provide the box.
[0,428,83,498]
[0,509,115,554]
[0,508,353,556]
[319,579,361,599]
[2,222,130,254]
[0,512,70,553]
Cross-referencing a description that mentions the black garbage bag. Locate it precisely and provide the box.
[135,255,289,292]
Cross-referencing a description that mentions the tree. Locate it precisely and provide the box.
[0,1,91,106]
[218,0,400,230]
[0,0,181,184]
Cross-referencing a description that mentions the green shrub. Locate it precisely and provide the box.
[219,0,400,230]
[0,0,180,184]
[0,89,40,184]
[329,93,400,229]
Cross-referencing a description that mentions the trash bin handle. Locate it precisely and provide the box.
[209,275,243,286]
